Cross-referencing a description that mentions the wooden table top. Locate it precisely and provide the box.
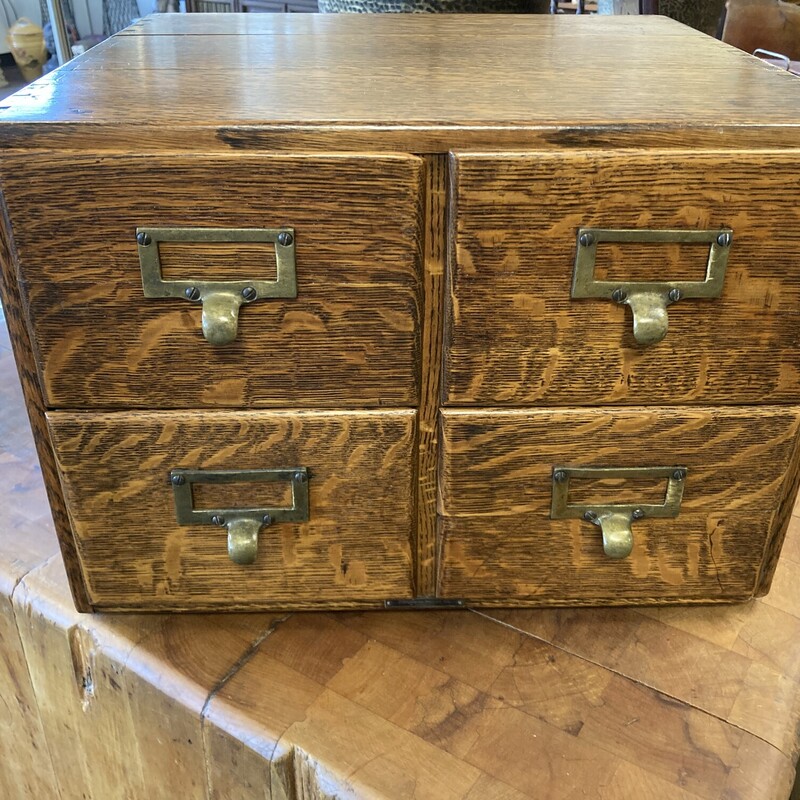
[2,13,800,151]
[1,307,799,798]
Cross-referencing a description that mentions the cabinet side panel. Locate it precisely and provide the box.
[756,426,800,596]
[0,194,91,612]
[416,154,448,596]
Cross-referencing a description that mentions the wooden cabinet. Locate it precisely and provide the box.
[2,14,800,612]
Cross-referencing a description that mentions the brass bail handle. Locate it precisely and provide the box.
[583,510,637,560]
[170,467,310,566]
[201,292,244,346]
[137,227,298,347]
[551,466,687,561]
[571,228,732,347]
[625,291,670,347]
[221,516,271,565]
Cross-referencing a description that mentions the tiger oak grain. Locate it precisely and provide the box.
[3,16,800,153]
[444,149,800,407]
[438,407,800,603]
[415,155,448,596]
[47,409,416,610]
[1,153,423,409]
[0,198,90,610]
[2,14,800,610]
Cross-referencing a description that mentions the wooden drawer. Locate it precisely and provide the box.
[444,149,800,407]
[1,153,423,409]
[47,409,416,610]
[438,406,800,604]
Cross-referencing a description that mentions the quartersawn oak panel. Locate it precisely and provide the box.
[47,409,416,610]
[438,406,800,603]
[415,154,448,596]
[0,198,91,610]
[1,153,423,409]
[5,16,800,139]
[444,149,800,407]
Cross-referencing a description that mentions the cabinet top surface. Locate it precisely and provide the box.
[1,13,799,146]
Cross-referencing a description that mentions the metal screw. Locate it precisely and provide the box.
[211,515,226,526]
[184,286,201,301]
[631,508,645,520]
[668,288,682,303]
[262,514,273,526]
[672,469,687,481]
[579,232,595,248]
[553,469,568,483]
[170,474,185,486]
[583,510,599,524]
[717,232,732,247]
[241,286,257,302]
[294,470,307,483]
[136,232,152,246]
[612,288,627,304]
[277,231,294,247]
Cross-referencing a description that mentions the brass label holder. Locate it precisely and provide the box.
[138,227,297,346]
[572,228,732,346]
[550,466,687,559]
[170,467,309,565]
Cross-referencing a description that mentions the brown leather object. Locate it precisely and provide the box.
[723,0,800,60]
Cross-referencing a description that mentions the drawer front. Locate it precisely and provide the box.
[438,406,800,603]
[2,153,423,408]
[47,409,415,609]
[445,150,800,406]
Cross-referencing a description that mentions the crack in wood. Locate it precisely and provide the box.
[199,613,293,799]
[468,607,793,760]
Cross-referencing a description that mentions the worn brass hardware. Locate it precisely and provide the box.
[550,466,687,559]
[170,467,309,565]
[384,598,466,609]
[572,228,731,346]
[138,227,297,346]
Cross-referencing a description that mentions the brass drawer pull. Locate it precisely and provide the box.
[550,466,687,559]
[138,227,297,346]
[170,467,309,565]
[572,228,732,346]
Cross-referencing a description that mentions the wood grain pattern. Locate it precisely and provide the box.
[445,149,800,407]
[3,376,800,800]
[415,155,448,597]
[3,14,800,611]
[2,14,800,794]
[1,152,423,409]
[756,417,800,597]
[0,196,92,611]
[2,15,800,148]
[4,122,800,157]
[119,12,698,36]
[71,25,725,76]
[11,553,283,800]
[0,456,60,798]
[47,409,416,609]
[438,406,800,603]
